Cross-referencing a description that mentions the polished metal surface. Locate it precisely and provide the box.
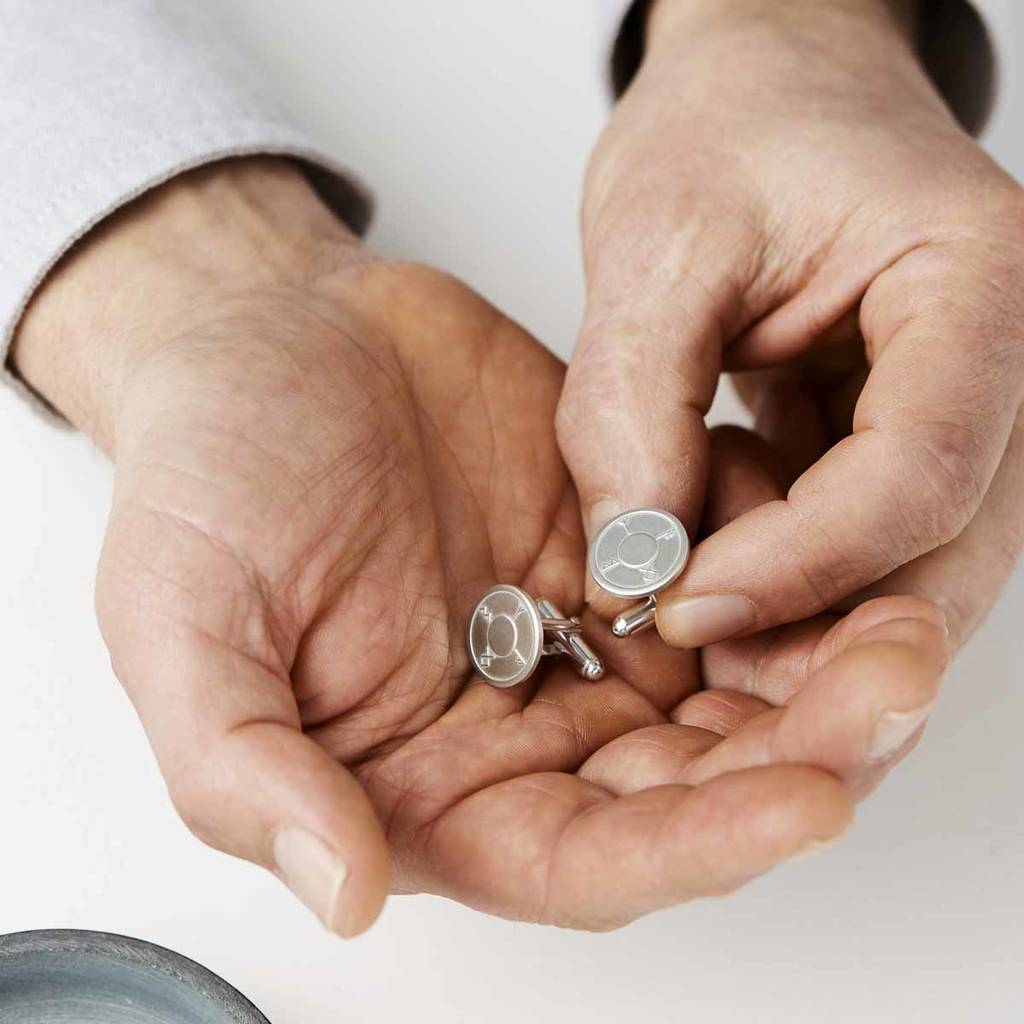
[611,594,657,638]
[589,508,690,637]
[468,586,604,686]
[537,598,604,681]
[588,508,689,599]
[0,929,269,1023]
[468,584,545,687]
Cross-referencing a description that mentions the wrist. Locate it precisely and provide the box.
[647,0,920,45]
[11,157,362,451]
[621,0,949,138]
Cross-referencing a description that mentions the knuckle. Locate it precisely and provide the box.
[892,423,984,547]
[556,344,633,454]
[553,380,588,455]
[865,192,1024,367]
[792,527,857,610]
[778,500,866,611]
[165,764,219,845]
[558,326,708,451]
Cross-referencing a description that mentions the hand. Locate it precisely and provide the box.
[558,0,1024,651]
[13,158,944,934]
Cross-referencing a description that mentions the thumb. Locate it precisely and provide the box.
[557,271,725,602]
[96,501,390,938]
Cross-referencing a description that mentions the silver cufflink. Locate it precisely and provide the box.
[467,584,604,688]
[588,508,690,637]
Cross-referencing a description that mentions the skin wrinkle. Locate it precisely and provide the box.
[481,380,571,585]
[732,234,937,371]
[380,722,590,881]
[558,344,710,509]
[680,691,758,736]
[537,789,602,926]
[123,420,316,552]
[297,455,424,613]
[169,719,306,852]
[362,743,458,868]
[122,450,303,606]
[305,613,449,740]
[583,260,728,377]
[310,605,452,742]
[112,499,272,628]
[395,315,503,570]
[289,513,396,706]
[120,602,290,711]
[494,486,577,596]
[753,202,859,338]
[405,320,572,610]
[858,238,984,366]
[157,659,297,796]
[807,617,846,677]
[294,407,393,505]
[500,776,615,909]
[472,307,505,538]
[777,497,864,609]
[125,427,392,663]
[897,428,983,546]
[524,697,613,762]
[397,407,491,710]
[368,691,607,846]
[362,654,665,894]
[588,728,719,790]
[286,437,398,624]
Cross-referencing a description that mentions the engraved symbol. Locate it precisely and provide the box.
[589,508,689,602]
[478,599,525,670]
[469,584,604,687]
[587,508,692,637]
[600,518,673,582]
[476,602,494,666]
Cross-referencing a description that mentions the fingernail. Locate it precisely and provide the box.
[273,828,350,935]
[657,593,757,648]
[868,703,933,761]
[789,835,843,862]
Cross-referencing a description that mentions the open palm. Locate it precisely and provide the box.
[94,258,944,935]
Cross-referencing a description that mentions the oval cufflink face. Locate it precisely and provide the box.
[467,584,544,687]
[588,508,690,599]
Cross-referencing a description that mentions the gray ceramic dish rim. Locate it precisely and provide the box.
[0,928,269,1024]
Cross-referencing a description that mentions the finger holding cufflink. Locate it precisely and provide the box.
[467,584,604,687]
[588,509,690,637]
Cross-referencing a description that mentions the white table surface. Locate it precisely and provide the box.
[2,3,1022,1021]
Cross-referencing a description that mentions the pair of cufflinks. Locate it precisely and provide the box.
[467,508,689,687]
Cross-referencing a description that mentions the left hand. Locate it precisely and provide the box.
[557,0,1024,652]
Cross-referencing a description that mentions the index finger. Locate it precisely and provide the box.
[656,241,1024,647]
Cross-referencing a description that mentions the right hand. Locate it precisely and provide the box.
[12,158,945,934]
[558,0,1024,652]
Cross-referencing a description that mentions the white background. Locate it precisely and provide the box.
[2,2,1022,1022]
